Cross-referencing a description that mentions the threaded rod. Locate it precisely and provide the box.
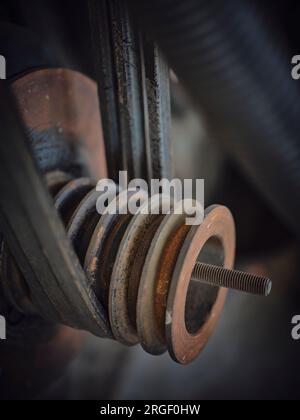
[191,263,272,296]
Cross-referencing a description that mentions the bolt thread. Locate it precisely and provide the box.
[192,263,272,296]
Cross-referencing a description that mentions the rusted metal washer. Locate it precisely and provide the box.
[45,170,74,196]
[54,177,96,225]
[128,214,165,331]
[109,194,170,346]
[137,207,190,355]
[166,205,236,364]
[67,189,103,265]
[84,190,143,325]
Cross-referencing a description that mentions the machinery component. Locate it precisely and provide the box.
[89,0,172,182]
[0,66,272,366]
[192,263,272,297]
[1,171,236,364]
[2,165,271,364]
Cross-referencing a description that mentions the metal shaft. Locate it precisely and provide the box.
[192,263,272,296]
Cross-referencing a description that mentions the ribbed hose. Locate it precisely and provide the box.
[127,0,300,236]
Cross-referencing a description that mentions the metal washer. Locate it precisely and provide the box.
[109,194,171,346]
[137,205,189,355]
[166,205,236,364]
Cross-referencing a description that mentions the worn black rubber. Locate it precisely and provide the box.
[127,0,300,236]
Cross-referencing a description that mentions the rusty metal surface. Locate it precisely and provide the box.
[128,214,165,330]
[11,68,107,179]
[84,192,138,325]
[1,65,236,367]
[166,205,236,364]
[0,135,236,365]
[108,193,153,346]
[137,212,190,355]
